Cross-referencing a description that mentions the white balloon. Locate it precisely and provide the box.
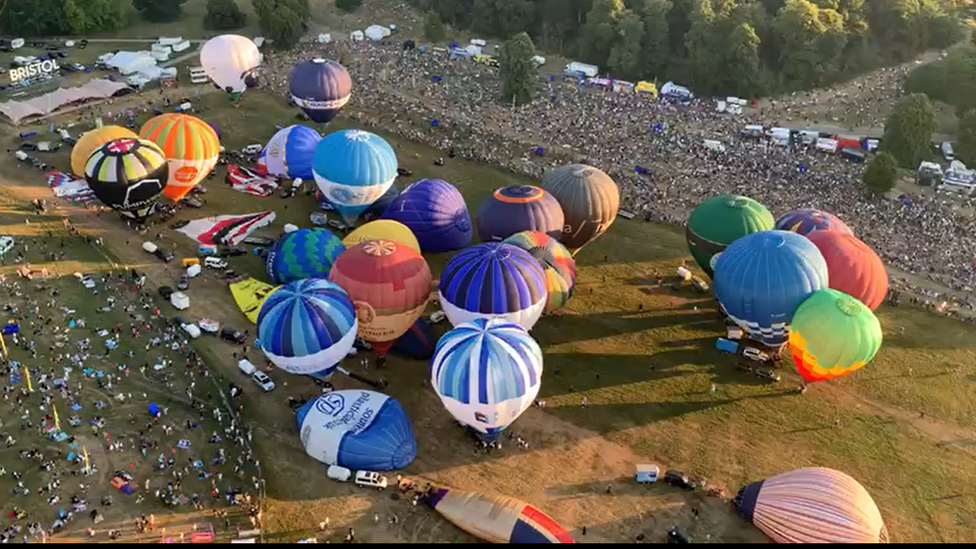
[199,35,261,94]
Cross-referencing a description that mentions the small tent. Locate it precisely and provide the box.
[365,25,388,41]
[350,31,365,42]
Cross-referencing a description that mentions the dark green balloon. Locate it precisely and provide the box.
[686,195,774,278]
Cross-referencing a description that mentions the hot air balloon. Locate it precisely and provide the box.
[139,114,220,202]
[258,125,321,180]
[805,231,888,310]
[476,185,564,242]
[342,220,421,253]
[289,59,353,124]
[329,240,432,357]
[713,231,828,347]
[362,183,399,220]
[439,243,548,331]
[296,390,417,471]
[266,228,346,284]
[687,195,775,278]
[71,126,136,177]
[428,488,575,544]
[431,318,543,438]
[84,138,168,220]
[208,122,221,139]
[382,178,473,253]
[313,129,398,223]
[733,467,887,543]
[391,318,435,360]
[775,208,854,237]
[539,164,620,255]
[503,231,576,313]
[789,289,883,383]
[256,278,358,378]
[199,35,261,97]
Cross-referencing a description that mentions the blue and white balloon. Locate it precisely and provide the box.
[430,318,543,439]
[259,125,321,180]
[312,129,398,224]
[296,390,417,471]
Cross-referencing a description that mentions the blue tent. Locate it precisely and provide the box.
[148,402,160,417]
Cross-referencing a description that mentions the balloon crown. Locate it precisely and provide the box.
[106,138,138,154]
[345,130,372,142]
[363,240,397,257]
[835,295,862,316]
[725,196,750,209]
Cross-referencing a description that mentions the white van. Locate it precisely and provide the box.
[0,236,14,257]
[204,257,228,269]
[242,144,263,155]
[355,471,388,490]
[142,241,158,254]
[182,323,201,339]
[703,139,726,153]
[237,359,257,375]
[327,465,352,482]
[941,141,955,161]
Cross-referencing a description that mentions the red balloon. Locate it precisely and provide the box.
[806,231,888,310]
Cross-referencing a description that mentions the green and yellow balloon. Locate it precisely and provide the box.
[789,289,883,383]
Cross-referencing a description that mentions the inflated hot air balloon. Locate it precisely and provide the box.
[428,488,575,544]
[313,130,398,223]
[84,138,168,220]
[806,231,888,310]
[199,34,261,97]
[789,289,883,383]
[439,243,548,331]
[256,278,358,378]
[382,178,473,253]
[139,114,220,202]
[71,126,136,177]
[329,240,432,357]
[539,164,620,255]
[342,220,421,253]
[687,195,775,278]
[431,318,543,439]
[266,228,346,284]
[391,318,435,360]
[258,125,321,180]
[503,231,576,313]
[775,208,854,237]
[296,390,417,471]
[289,59,353,124]
[476,185,564,242]
[208,122,222,140]
[733,467,887,543]
[714,231,828,347]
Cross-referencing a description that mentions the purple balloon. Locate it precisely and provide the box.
[208,122,221,139]
[476,185,564,242]
[382,179,472,253]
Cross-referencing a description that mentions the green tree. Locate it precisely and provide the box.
[774,0,835,88]
[580,0,624,68]
[473,0,534,36]
[863,151,898,194]
[253,0,308,48]
[630,0,671,79]
[133,0,188,23]
[537,0,576,51]
[956,110,976,167]
[499,31,536,106]
[205,0,247,30]
[424,11,447,41]
[0,0,68,35]
[685,0,720,90]
[881,93,937,168]
[608,9,645,77]
[336,0,363,12]
[724,22,762,96]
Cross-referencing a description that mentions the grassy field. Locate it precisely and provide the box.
[1,84,976,543]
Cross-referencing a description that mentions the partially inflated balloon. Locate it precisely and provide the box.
[428,488,575,544]
[476,185,564,242]
[342,220,420,253]
[258,125,321,180]
[139,114,220,202]
[71,126,136,177]
[266,228,346,284]
[84,138,167,220]
[200,35,261,96]
[687,195,774,278]
[789,289,882,383]
[391,318,435,360]
[382,178,473,253]
[503,231,576,313]
[289,59,352,124]
[329,240,432,356]
[806,231,888,310]
[775,208,854,237]
[539,164,620,255]
[313,130,398,223]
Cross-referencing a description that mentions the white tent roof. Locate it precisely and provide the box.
[106,51,158,74]
[0,79,131,124]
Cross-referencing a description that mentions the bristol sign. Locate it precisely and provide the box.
[9,60,60,82]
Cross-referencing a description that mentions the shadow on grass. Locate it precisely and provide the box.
[533,309,720,347]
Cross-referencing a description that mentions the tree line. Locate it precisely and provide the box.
[412,0,968,98]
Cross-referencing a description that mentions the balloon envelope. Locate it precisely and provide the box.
[363,183,399,220]
[139,114,220,202]
[256,278,358,378]
[789,289,883,383]
[382,178,473,253]
[289,59,352,124]
[200,35,261,95]
[439,243,548,331]
[775,208,853,237]
[428,488,575,544]
[391,317,436,360]
[342,220,420,253]
[329,240,432,356]
[476,185,564,242]
[297,390,417,471]
[687,195,775,278]
[539,164,620,254]
[84,138,168,220]
[71,126,136,177]
[714,231,828,346]
[503,231,576,313]
[266,228,346,284]
[806,231,888,310]
[258,125,321,180]
[313,130,398,223]
[734,467,887,543]
[431,318,543,438]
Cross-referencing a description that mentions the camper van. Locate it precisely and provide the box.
[916,161,943,186]
[189,67,208,84]
[634,81,658,98]
[768,127,791,147]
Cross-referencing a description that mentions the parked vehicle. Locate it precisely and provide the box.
[237,359,257,375]
[663,470,696,491]
[204,257,228,269]
[181,196,204,208]
[221,327,246,344]
[328,465,352,482]
[176,275,189,291]
[154,248,175,263]
[252,371,275,392]
[158,285,174,299]
[354,471,388,490]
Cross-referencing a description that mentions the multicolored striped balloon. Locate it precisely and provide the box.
[789,289,882,383]
[430,318,542,438]
[71,125,136,177]
[84,138,168,220]
[775,208,854,237]
[139,113,220,202]
[503,231,576,313]
[438,243,548,331]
